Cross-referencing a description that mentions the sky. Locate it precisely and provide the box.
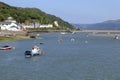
[0,0,120,24]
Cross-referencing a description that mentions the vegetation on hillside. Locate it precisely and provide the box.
[0,2,75,29]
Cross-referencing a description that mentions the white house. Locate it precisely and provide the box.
[39,24,53,28]
[54,21,59,27]
[0,17,21,31]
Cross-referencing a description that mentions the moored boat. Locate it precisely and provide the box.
[115,35,119,39]
[0,45,15,50]
[24,50,44,58]
[24,45,44,58]
[40,42,44,45]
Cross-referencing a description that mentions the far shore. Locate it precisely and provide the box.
[1,30,120,42]
[28,29,120,37]
[28,29,120,33]
[73,30,120,33]
[74,30,120,37]
[4,29,120,36]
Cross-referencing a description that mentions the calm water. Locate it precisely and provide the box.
[0,33,120,80]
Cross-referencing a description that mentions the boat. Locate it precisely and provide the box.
[24,46,44,58]
[30,34,40,39]
[0,45,15,50]
[40,42,44,45]
[24,50,44,58]
[60,32,67,34]
[115,35,119,39]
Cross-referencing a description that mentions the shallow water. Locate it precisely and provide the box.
[0,33,120,80]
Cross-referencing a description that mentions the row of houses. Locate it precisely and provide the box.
[0,17,59,31]
[0,17,20,31]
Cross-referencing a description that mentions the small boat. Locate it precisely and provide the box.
[30,35,36,38]
[0,45,15,50]
[24,50,44,58]
[24,45,44,58]
[30,34,40,39]
[60,32,67,34]
[24,50,32,57]
[40,42,44,45]
[115,36,119,39]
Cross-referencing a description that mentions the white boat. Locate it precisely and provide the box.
[115,36,119,39]
[24,46,44,58]
[60,32,67,34]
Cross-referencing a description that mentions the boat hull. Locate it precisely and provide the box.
[0,46,13,50]
[24,50,41,58]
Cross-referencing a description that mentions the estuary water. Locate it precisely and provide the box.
[0,33,120,80]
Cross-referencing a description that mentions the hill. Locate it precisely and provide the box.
[74,19,120,30]
[0,2,75,29]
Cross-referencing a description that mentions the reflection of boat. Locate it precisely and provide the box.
[0,45,14,50]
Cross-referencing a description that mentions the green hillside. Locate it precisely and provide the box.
[0,2,75,29]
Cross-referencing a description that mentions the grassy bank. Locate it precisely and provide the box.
[0,36,25,42]
[0,30,30,42]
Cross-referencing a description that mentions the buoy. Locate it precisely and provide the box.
[41,51,45,55]
[71,38,75,41]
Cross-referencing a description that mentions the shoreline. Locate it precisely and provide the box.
[74,30,120,37]
[1,30,120,42]
[28,29,120,33]
[93,33,120,37]
[0,30,29,42]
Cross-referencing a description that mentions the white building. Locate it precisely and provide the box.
[21,22,40,29]
[0,17,21,31]
[54,21,59,27]
[39,24,53,28]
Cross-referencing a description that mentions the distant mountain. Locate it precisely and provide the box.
[0,2,75,29]
[74,19,120,30]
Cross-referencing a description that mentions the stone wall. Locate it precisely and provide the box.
[0,30,28,37]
